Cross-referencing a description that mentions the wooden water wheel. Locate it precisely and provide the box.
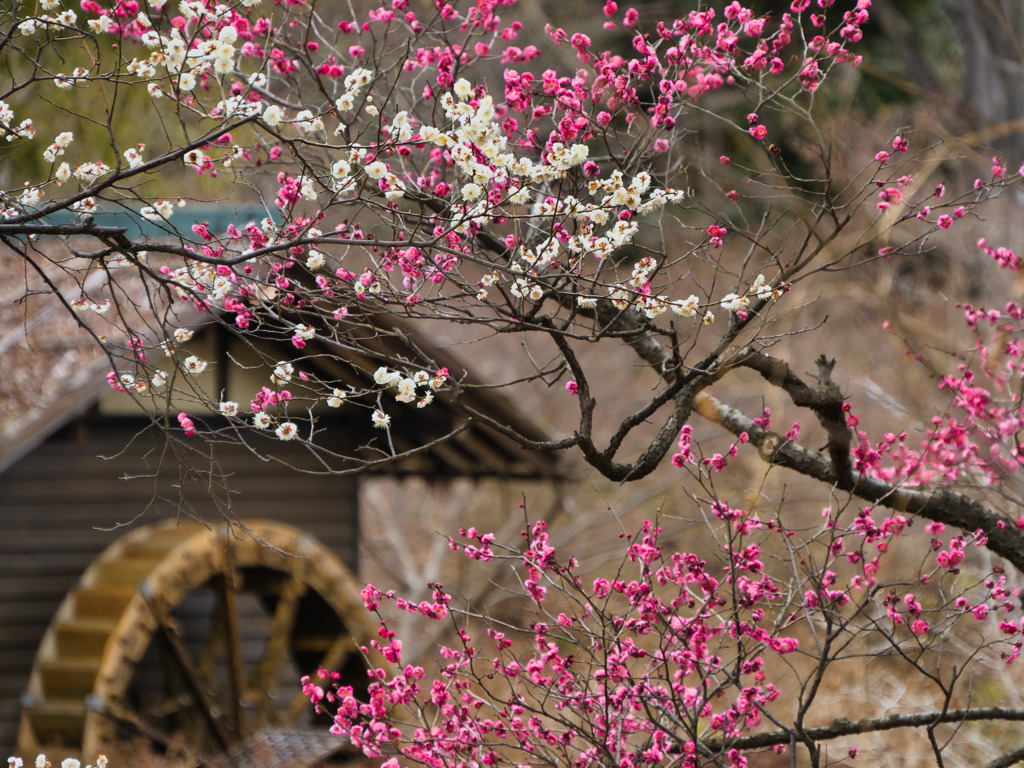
[18,519,378,766]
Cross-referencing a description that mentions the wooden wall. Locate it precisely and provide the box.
[0,416,360,756]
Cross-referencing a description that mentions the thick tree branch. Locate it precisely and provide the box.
[700,706,1024,753]
[576,383,701,482]
[732,348,853,481]
[695,391,1024,574]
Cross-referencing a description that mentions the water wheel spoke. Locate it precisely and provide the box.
[144,591,234,751]
[284,634,359,725]
[198,604,220,680]
[216,572,246,739]
[252,575,307,729]
[97,697,179,752]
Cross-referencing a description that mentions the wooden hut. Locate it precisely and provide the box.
[0,269,562,762]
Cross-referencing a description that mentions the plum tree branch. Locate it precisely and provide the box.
[700,705,1024,753]
[694,389,1024,573]
[732,347,854,481]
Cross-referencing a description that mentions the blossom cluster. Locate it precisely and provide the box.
[311,500,1024,768]
[106,316,454,439]
[846,227,1024,490]
[2,0,900,461]
[314,519,803,768]
[7,756,107,768]
[11,0,1015,499]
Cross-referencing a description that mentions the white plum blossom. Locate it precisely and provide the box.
[608,288,631,310]
[42,131,74,163]
[182,147,204,166]
[420,126,448,146]
[365,161,387,179]
[71,197,97,213]
[391,111,413,142]
[293,324,315,341]
[5,118,34,141]
[719,293,750,313]
[750,274,779,301]
[263,104,285,127]
[632,171,652,195]
[86,14,117,35]
[20,187,43,207]
[395,378,417,403]
[293,110,324,134]
[219,401,239,417]
[183,355,208,374]
[212,46,235,75]
[327,389,347,407]
[73,161,111,184]
[275,422,298,440]
[272,361,294,383]
[331,159,351,179]
[0,100,15,128]
[671,296,701,318]
[298,176,317,201]
[141,199,175,221]
[547,142,589,172]
[641,297,667,319]
[454,78,473,100]
[306,250,326,270]
[372,409,391,429]
[345,68,373,90]
[608,220,639,246]
[373,366,403,387]
[163,33,187,72]
[123,146,145,169]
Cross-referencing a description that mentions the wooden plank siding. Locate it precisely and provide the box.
[0,417,360,756]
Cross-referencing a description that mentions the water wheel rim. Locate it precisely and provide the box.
[22,519,377,764]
